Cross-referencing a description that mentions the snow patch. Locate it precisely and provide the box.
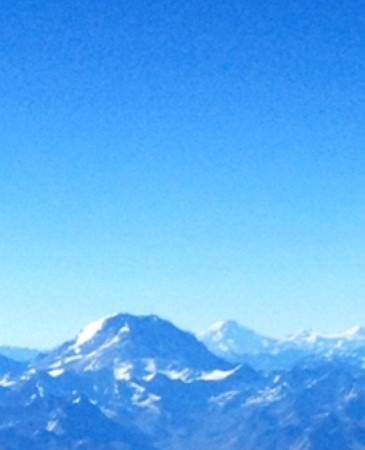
[114,363,133,381]
[345,388,358,401]
[200,367,238,381]
[209,390,239,407]
[74,317,106,347]
[48,368,65,378]
[161,368,191,382]
[46,420,58,432]
[143,359,157,381]
[287,326,365,344]
[63,355,82,363]
[134,393,161,410]
[49,360,62,369]
[119,324,130,333]
[246,387,281,405]
[37,384,45,398]
[0,376,16,387]
[209,321,226,333]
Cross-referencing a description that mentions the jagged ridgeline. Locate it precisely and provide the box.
[1,313,365,449]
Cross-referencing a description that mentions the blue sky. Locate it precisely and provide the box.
[1,0,365,347]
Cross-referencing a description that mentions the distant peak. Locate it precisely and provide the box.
[343,325,365,339]
[286,325,365,344]
[207,320,240,332]
[197,320,239,340]
[73,312,137,348]
[287,329,317,342]
[208,321,226,332]
[72,312,182,350]
[75,316,108,347]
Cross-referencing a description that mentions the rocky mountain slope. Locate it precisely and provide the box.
[1,314,365,449]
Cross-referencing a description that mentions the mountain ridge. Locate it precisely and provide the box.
[198,319,365,366]
[1,313,365,449]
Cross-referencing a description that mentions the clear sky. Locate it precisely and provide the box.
[1,0,365,348]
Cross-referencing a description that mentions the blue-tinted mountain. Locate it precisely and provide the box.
[0,371,156,450]
[0,346,40,362]
[0,313,365,448]
[198,321,365,372]
[198,320,274,361]
[35,313,232,377]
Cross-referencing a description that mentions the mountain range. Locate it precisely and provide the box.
[199,320,365,371]
[1,313,365,449]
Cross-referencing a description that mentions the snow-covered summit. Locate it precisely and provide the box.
[34,313,231,377]
[287,325,365,343]
[342,325,365,340]
[198,320,365,368]
[284,325,365,353]
[198,320,274,362]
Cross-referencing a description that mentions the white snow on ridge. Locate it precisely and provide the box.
[0,375,16,387]
[198,321,225,342]
[120,324,130,333]
[209,390,239,407]
[245,387,281,405]
[201,319,365,360]
[200,367,239,381]
[48,368,65,378]
[286,325,365,345]
[161,368,192,382]
[71,313,130,351]
[286,330,319,344]
[343,325,365,339]
[207,321,226,334]
[114,363,133,381]
[63,355,83,363]
[49,360,62,369]
[46,420,58,432]
[143,359,157,381]
[75,317,107,347]
[135,393,161,410]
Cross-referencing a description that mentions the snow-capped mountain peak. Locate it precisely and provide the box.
[286,329,319,344]
[343,325,365,339]
[286,325,365,348]
[198,320,274,362]
[3,313,365,449]
[199,320,365,371]
[35,313,232,377]
[74,316,110,347]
